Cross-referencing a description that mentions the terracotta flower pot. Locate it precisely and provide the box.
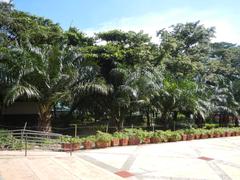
[182,134,187,141]
[128,137,141,145]
[61,143,72,151]
[83,141,94,149]
[214,133,220,138]
[61,143,80,151]
[111,138,120,146]
[72,143,81,150]
[187,134,194,140]
[143,138,151,144]
[220,133,226,137]
[96,141,110,148]
[225,132,231,137]
[236,132,240,136]
[195,134,201,139]
[200,134,208,139]
[208,134,214,138]
[119,138,129,146]
[150,137,161,143]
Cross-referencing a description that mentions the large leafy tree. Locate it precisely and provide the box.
[157,21,215,78]
[207,42,240,126]
[2,44,78,131]
[2,1,240,131]
[0,3,103,131]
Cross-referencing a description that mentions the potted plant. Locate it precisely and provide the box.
[212,129,221,138]
[233,128,240,136]
[61,136,73,151]
[114,132,129,146]
[167,131,181,142]
[71,137,81,150]
[95,131,112,148]
[194,129,202,139]
[82,136,95,150]
[159,131,168,142]
[111,132,121,146]
[125,129,141,145]
[207,129,214,138]
[236,128,240,136]
[150,131,162,143]
[224,128,232,137]
[231,128,237,136]
[219,128,226,137]
[229,128,235,136]
[184,129,195,140]
[60,136,81,151]
[180,131,188,141]
[142,131,152,144]
[174,130,184,141]
[199,129,208,139]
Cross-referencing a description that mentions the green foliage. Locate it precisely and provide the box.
[150,130,168,142]
[166,131,182,142]
[184,128,196,135]
[113,132,129,139]
[1,2,240,131]
[81,135,96,143]
[124,128,145,140]
[0,130,23,150]
[60,136,81,143]
[203,124,219,129]
[95,131,112,142]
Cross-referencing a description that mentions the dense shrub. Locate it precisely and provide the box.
[0,130,23,150]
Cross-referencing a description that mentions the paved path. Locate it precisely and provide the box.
[0,151,123,180]
[77,136,240,180]
[0,137,240,180]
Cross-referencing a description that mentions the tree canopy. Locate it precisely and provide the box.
[1,2,240,131]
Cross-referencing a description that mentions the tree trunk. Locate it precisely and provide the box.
[171,111,178,130]
[38,117,52,132]
[195,114,203,128]
[234,116,239,127]
[38,104,52,132]
[161,111,169,130]
[53,105,57,121]
[115,107,124,131]
[0,105,2,122]
[117,119,124,131]
[146,108,150,127]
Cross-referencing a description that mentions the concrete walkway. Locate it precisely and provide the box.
[77,136,240,180]
[0,151,123,180]
[0,136,240,180]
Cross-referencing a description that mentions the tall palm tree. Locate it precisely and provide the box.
[3,43,110,131]
[1,44,40,117]
[2,44,75,131]
[106,66,135,130]
[126,63,163,127]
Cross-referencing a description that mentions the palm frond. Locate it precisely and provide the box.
[76,83,112,96]
[4,83,40,106]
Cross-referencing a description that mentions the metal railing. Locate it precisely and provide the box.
[0,128,71,156]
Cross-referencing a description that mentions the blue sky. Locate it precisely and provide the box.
[3,0,240,44]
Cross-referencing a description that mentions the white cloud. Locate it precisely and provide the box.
[0,0,10,3]
[83,8,240,45]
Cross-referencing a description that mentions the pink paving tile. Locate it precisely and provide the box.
[115,171,134,178]
[198,156,214,161]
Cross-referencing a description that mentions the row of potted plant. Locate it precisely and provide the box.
[60,127,240,151]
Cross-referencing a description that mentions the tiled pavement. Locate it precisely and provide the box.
[0,151,123,180]
[76,136,240,180]
[0,136,239,180]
